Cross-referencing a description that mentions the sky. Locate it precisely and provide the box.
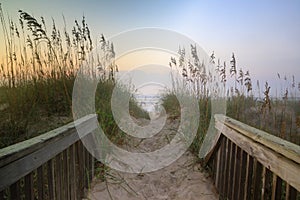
[1,0,300,95]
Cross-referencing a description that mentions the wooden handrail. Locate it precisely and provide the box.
[200,114,300,199]
[215,114,300,165]
[0,114,98,199]
[0,114,97,168]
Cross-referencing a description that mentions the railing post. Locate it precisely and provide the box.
[201,114,300,200]
[0,115,98,200]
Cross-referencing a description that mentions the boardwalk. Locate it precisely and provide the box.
[87,117,218,200]
[1,114,298,199]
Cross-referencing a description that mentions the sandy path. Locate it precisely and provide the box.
[86,117,218,200]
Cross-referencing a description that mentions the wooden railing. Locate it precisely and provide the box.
[0,114,98,200]
[200,114,300,200]
[2,113,299,199]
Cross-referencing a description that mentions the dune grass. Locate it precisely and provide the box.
[0,4,298,156]
[0,6,148,148]
[162,47,300,154]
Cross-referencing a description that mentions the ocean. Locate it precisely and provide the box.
[134,94,162,117]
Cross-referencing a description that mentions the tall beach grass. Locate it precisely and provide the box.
[0,5,148,148]
[162,46,300,154]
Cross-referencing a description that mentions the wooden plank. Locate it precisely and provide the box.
[75,141,80,200]
[47,159,55,200]
[89,150,94,182]
[91,153,94,182]
[231,143,237,200]
[263,168,273,200]
[275,177,283,200]
[223,138,231,198]
[64,149,70,200]
[211,141,218,186]
[85,148,89,189]
[271,174,283,200]
[217,137,225,195]
[285,185,297,200]
[69,144,76,200]
[59,153,65,200]
[286,184,291,200]
[271,174,277,200]
[261,166,267,199]
[88,133,96,181]
[215,114,300,165]
[215,121,300,192]
[0,129,75,192]
[238,150,247,200]
[289,186,297,200]
[251,159,258,200]
[24,172,34,200]
[59,153,64,200]
[214,142,221,190]
[55,154,61,200]
[0,114,97,168]
[82,142,87,196]
[226,140,233,198]
[233,145,241,200]
[211,148,216,185]
[76,141,83,199]
[61,150,67,200]
[0,115,97,191]
[37,165,45,200]
[235,148,246,200]
[228,142,236,199]
[10,180,21,200]
[87,147,92,189]
[88,152,92,185]
[243,154,253,200]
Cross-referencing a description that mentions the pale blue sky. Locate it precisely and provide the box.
[1,0,300,92]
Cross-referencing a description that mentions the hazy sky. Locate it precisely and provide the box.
[1,0,300,91]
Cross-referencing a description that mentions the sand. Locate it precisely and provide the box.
[86,117,218,200]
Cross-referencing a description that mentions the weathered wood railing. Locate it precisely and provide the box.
[201,114,300,200]
[0,114,98,200]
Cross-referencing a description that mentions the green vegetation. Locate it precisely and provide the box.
[0,3,298,171]
[0,5,299,200]
[162,46,300,155]
[0,6,148,148]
